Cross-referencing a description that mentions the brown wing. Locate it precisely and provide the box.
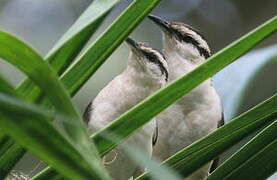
[209,112,225,173]
[152,122,158,146]
[83,102,92,124]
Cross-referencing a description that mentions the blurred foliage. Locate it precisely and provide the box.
[236,56,277,115]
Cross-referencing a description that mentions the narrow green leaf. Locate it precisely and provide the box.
[0,74,27,179]
[0,129,4,139]
[0,31,109,179]
[0,74,17,96]
[92,16,277,157]
[34,15,276,180]
[208,121,277,180]
[122,144,182,180]
[33,133,183,180]
[0,143,26,178]
[0,70,107,180]
[98,132,183,180]
[46,0,118,61]
[0,93,106,180]
[137,95,277,179]
[59,0,162,96]
[32,0,163,178]
[4,0,163,177]
[0,136,14,157]
[32,170,64,180]
[17,0,118,101]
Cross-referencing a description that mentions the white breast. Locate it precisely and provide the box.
[88,73,158,179]
[153,51,222,179]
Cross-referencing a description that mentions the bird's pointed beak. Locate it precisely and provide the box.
[126,37,141,55]
[148,14,172,34]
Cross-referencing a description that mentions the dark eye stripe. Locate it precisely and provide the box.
[173,30,211,59]
[183,24,207,42]
[142,51,168,81]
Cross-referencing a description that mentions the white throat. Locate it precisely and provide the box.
[125,53,165,89]
[164,48,198,82]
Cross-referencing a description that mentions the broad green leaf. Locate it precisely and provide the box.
[208,121,277,180]
[0,93,107,180]
[0,30,84,142]
[138,94,277,179]
[0,31,109,179]
[17,0,118,101]
[0,0,118,173]
[92,16,277,157]
[0,73,109,179]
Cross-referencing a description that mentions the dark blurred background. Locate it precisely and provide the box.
[0,0,276,179]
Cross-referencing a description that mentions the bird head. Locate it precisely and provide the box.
[148,15,211,64]
[126,37,168,84]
